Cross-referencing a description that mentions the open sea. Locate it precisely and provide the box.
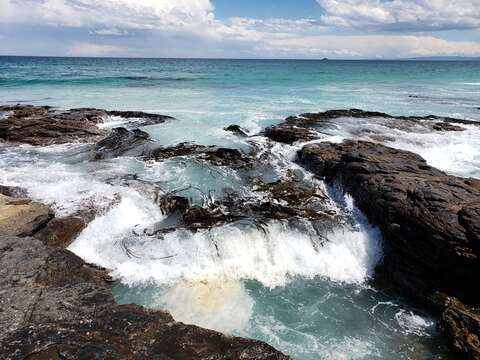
[1,56,480,359]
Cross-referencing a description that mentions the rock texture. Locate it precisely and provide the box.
[298,140,480,359]
[91,127,152,160]
[0,235,290,360]
[0,194,54,237]
[265,109,478,144]
[0,105,174,146]
[298,140,480,304]
[434,293,480,360]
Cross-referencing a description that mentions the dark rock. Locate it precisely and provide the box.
[91,127,152,160]
[433,122,465,131]
[0,105,108,146]
[224,124,249,137]
[298,140,480,305]
[0,105,176,146]
[434,293,480,360]
[265,109,477,144]
[107,110,174,128]
[0,185,28,198]
[264,125,317,144]
[0,236,291,359]
[145,143,252,169]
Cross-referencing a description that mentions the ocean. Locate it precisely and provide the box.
[1,56,480,359]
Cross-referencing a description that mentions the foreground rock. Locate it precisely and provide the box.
[266,109,478,144]
[0,236,290,360]
[298,140,480,304]
[433,293,480,360]
[0,105,174,146]
[0,194,53,237]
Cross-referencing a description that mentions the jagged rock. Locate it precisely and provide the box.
[298,140,480,305]
[91,127,152,160]
[0,105,175,146]
[145,143,252,169]
[433,293,480,360]
[0,236,290,360]
[107,110,174,128]
[265,109,477,144]
[224,124,249,137]
[0,194,54,237]
[0,105,108,145]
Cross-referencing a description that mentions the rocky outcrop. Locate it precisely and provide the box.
[433,293,480,360]
[91,127,152,160]
[0,194,54,237]
[265,109,478,144]
[0,235,290,360]
[0,105,174,146]
[224,124,249,137]
[298,140,480,304]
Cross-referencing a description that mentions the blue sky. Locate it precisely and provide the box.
[0,0,479,59]
[214,0,323,20]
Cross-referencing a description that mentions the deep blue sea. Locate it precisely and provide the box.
[1,56,480,359]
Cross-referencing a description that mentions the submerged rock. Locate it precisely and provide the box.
[0,185,28,198]
[0,235,291,360]
[298,140,480,305]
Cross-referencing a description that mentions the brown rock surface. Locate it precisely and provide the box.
[298,140,480,304]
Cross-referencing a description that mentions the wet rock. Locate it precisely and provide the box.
[145,143,252,169]
[0,105,175,146]
[265,109,477,144]
[224,124,249,137]
[298,140,480,305]
[0,194,54,237]
[91,127,152,160]
[0,105,108,146]
[264,125,317,144]
[434,293,480,360]
[0,185,28,198]
[107,110,174,128]
[0,235,291,360]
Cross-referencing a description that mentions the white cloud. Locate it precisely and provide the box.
[317,0,480,31]
[68,42,127,56]
[0,0,215,30]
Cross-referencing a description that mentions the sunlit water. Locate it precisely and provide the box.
[1,57,479,359]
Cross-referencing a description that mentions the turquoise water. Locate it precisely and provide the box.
[2,56,479,359]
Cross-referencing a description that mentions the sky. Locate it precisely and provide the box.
[0,0,480,59]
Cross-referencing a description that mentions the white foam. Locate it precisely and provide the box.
[395,310,434,336]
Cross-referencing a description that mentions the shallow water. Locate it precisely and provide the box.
[1,57,479,359]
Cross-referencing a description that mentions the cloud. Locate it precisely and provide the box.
[317,0,480,31]
[0,0,215,30]
[90,28,130,36]
[67,42,127,56]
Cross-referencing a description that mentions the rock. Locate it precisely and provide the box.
[34,215,88,248]
[145,143,252,169]
[264,125,317,144]
[224,124,249,137]
[0,236,290,359]
[107,110,174,128]
[298,140,480,305]
[91,127,152,160]
[434,293,480,360]
[0,185,28,198]
[0,105,175,146]
[0,105,108,146]
[0,194,54,237]
[265,109,477,144]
